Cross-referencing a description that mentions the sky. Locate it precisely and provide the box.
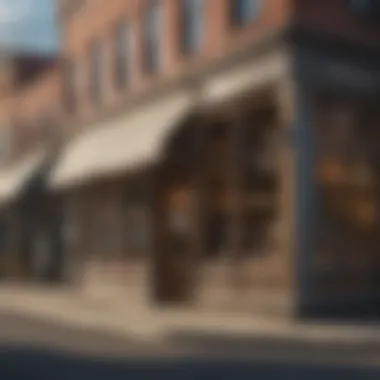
[0,0,58,54]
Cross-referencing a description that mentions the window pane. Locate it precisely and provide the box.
[144,1,162,73]
[124,183,151,256]
[231,0,260,25]
[90,40,103,103]
[0,126,12,164]
[349,0,372,13]
[180,0,203,53]
[349,0,380,19]
[114,21,130,88]
[63,59,78,113]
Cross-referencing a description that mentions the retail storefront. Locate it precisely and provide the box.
[0,148,59,282]
[293,40,380,316]
[315,96,380,313]
[49,92,195,301]
[49,40,380,318]
[150,49,294,313]
[191,49,293,314]
[49,46,297,316]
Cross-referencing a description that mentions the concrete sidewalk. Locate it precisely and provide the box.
[2,284,380,352]
[0,284,165,340]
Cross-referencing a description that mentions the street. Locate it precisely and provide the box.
[0,312,380,379]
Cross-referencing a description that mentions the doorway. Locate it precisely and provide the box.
[152,123,198,305]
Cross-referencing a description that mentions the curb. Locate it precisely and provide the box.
[164,327,380,363]
[0,301,165,344]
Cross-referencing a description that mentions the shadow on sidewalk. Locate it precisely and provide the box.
[0,344,379,380]
[166,328,380,364]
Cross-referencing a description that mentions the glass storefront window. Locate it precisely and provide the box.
[125,204,150,255]
[316,97,380,296]
[124,180,151,256]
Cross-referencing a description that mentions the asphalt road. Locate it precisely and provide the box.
[0,311,380,379]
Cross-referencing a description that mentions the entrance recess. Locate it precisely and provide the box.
[153,124,198,305]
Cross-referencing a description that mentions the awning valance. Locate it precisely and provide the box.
[49,92,194,190]
[0,150,47,208]
[202,50,288,104]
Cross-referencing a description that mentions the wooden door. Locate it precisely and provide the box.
[153,181,196,305]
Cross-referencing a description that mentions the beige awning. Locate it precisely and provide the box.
[49,92,194,190]
[0,149,47,207]
[202,50,289,104]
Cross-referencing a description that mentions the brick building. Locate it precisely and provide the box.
[6,0,376,317]
[0,53,62,282]
[49,0,293,313]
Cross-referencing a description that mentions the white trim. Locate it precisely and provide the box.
[49,92,194,190]
[202,50,289,104]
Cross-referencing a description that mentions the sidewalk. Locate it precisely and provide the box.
[0,284,165,340]
[2,284,380,353]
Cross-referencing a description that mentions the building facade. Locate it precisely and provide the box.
[2,0,379,318]
[0,54,63,282]
[52,0,294,314]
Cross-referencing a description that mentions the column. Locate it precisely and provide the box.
[294,81,319,314]
[225,109,246,294]
[276,76,319,315]
[275,80,296,313]
[191,115,207,303]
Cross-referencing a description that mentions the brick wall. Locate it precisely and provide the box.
[14,66,62,123]
[0,63,62,162]
[12,65,62,156]
[59,0,291,124]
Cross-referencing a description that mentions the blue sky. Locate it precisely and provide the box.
[0,0,58,54]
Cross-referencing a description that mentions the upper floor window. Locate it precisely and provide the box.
[114,20,131,89]
[349,0,373,12]
[349,0,380,20]
[37,111,61,146]
[62,58,78,114]
[143,0,162,75]
[0,126,13,164]
[179,0,204,55]
[13,119,33,156]
[89,39,104,104]
[230,0,261,27]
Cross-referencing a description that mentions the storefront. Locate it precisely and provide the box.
[49,47,296,316]
[147,42,380,318]
[0,148,58,281]
[314,95,380,314]
[294,41,380,316]
[62,175,153,299]
[49,91,195,301]
[151,48,295,315]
